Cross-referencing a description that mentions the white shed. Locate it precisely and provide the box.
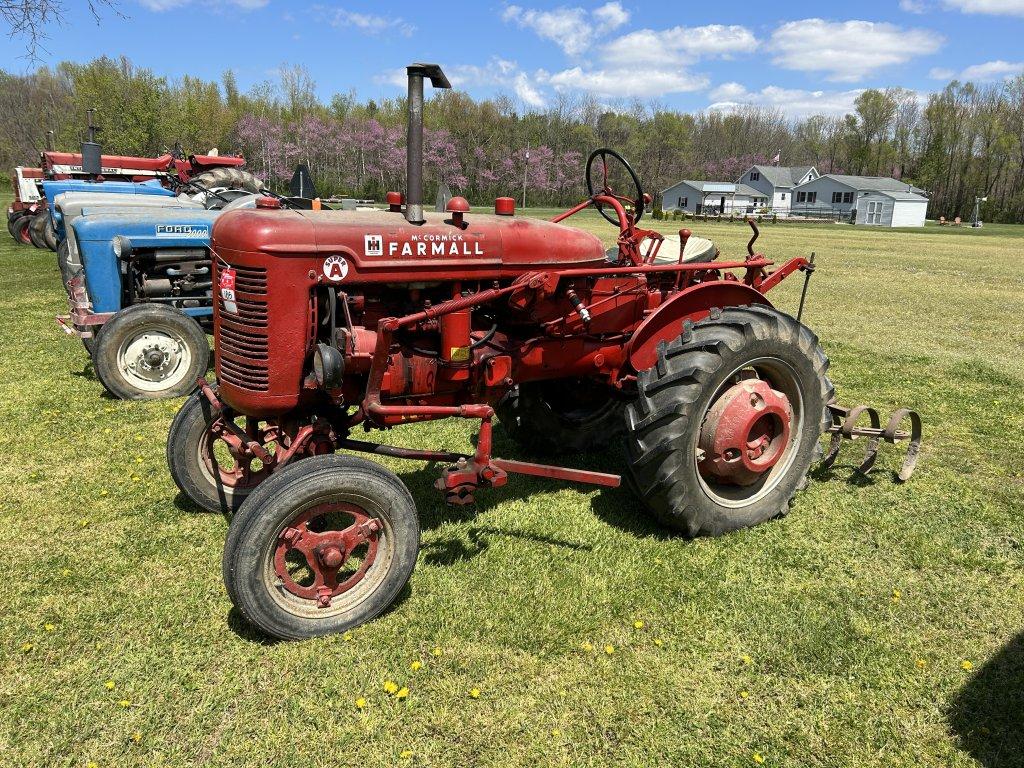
[660,180,768,215]
[855,190,928,228]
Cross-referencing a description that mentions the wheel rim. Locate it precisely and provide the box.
[694,356,804,508]
[196,414,277,495]
[116,325,192,392]
[263,495,393,619]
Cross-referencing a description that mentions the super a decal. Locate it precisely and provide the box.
[155,224,209,238]
[323,255,349,282]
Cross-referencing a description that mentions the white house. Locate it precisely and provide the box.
[791,174,928,226]
[737,165,818,213]
[661,180,769,215]
[854,190,929,227]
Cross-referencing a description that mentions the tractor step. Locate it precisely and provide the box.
[821,401,922,481]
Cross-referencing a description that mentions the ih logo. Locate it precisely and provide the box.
[322,255,349,282]
[364,234,383,256]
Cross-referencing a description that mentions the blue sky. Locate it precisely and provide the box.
[4,0,1023,117]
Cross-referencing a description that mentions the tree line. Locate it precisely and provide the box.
[1,56,1022,222]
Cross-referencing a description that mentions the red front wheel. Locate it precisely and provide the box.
[223,455,420,641]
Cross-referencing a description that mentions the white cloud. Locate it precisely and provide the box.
[502,3,628,56]
[707,82,865,119]
[929,67,955,79]
[900,0,929,11]
[602,24,757,68]
[541,66,708,98]
[374,58,547,109]
[943,0,1024,15]
[959,59,1024,80]
[769,19,943,82]
[592,1,630,28]
[323,8,415,37]
[513,72,547,107]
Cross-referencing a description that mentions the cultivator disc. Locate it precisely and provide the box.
[821,401,922,481]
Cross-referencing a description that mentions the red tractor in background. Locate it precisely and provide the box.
[166,64,920,641]
[9,113,263,248]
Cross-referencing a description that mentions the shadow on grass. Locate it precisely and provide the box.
[948,630,1024,768]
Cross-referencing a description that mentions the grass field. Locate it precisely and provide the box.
[2,208,1023,768]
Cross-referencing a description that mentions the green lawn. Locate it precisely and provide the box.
[2,209,1022,767]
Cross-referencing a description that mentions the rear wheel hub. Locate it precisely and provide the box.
[699,379,793,486]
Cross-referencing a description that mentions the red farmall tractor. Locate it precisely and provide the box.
[166,64,920,641]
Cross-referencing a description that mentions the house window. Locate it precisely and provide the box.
[832,191,842,204]
[843,192,852,204]
[807,191,817,204]
[797,191,805,203]
[781,193,786,200]
[749,171,760,181]
[678,196,687,208]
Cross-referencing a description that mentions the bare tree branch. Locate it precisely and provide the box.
[0,1,119,62]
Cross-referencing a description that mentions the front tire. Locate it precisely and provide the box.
[92,304,209,399]
[12,215,33,245]
[43,216,58,251]
[624,305,832,537]
[223,454,420,641]
[29,212,48,249]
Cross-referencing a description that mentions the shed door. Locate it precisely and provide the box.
[865,200,883,225]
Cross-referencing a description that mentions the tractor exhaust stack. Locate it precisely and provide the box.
[405,63,451,224]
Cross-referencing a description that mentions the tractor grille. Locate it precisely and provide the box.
[216,264,270,392]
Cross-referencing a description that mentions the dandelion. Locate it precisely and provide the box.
[20,642,33,653]
[961,660,974,671]
[891,589,901,603]
[654,557,663,565]
[99,490,108,497]
[753,753,765,764]
[44,623,55,632]
[61,568,71,576]
[342,631,353,642]
[79,518,90,527]
[131,475,140,482]
[469,687,481,699]
[654,639,663,647]
[105,681,116,690]
[604,645,615,655]
[410,660,422,671]
[915,659,927,669]
[383,680,399,694]
[399,750,414,759]
[87,762,99,768]
[740,691,749,699]
[431,647,442,657]
[131,731,141,744]
[355,697,367,710]
[551,728,561,737]
[580,641,593,652]
[396,687,409,700]
[741,654,752,665]
[118,699,131,708]
[633,620,644,629]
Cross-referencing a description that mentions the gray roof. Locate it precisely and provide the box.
[811,174,926,195]
[663,180,766,197]
[872,190,929,202]
[749,165,816,187]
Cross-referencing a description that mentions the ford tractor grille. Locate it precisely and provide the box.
[217,264,270,392]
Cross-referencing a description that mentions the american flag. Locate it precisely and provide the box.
[771,152,781,164]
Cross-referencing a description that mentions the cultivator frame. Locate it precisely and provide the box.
[823,401,923,481]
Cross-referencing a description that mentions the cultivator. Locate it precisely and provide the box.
[823,402,923,481]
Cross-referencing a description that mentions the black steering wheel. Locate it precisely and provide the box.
[585,148,645,226]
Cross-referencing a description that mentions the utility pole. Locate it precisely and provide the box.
[522,144,530,210]
[972,195,987,228]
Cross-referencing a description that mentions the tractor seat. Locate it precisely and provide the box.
[654,233,718,264]
[605,234,717,265]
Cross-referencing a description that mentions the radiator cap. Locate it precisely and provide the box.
[494,197,515,216]
[255,195,281,209]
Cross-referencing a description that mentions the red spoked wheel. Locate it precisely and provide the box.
[272,502,383,611]
[585,147,646,225]
[167,390,332,514]
[224,455,420,641]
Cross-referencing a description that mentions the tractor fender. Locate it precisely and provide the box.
[625,281,771,373]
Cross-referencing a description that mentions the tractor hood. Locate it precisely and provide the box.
[212,208,607,282]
